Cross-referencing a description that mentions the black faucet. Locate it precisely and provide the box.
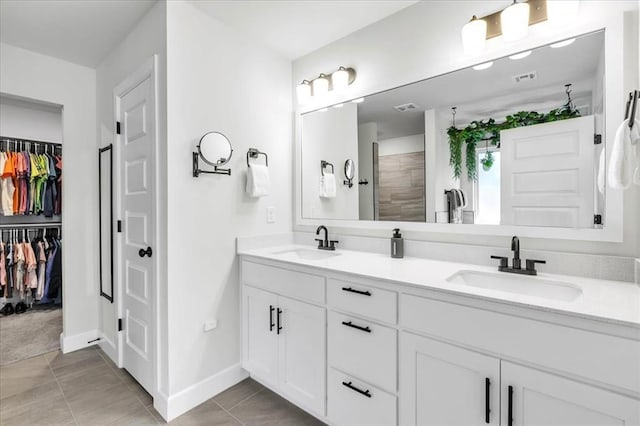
[315,225,339,251]
[490,235,546,275]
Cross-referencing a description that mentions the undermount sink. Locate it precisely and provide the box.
[273,248,341,261]
[446,270,582,302]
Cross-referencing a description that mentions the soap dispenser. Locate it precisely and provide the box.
[391,228,404,258]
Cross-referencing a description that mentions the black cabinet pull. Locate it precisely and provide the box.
[341,321,371,333]
[485,378,490,423]
[277,308,283,334]
[508,385,514,426]
[269,305,275,332]
[341,287,371,296]
[342,381,371,398]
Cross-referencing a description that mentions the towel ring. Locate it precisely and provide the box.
[321,160,334,176]
[247,148,268,167]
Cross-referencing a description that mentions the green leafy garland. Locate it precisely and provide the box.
[448,106,581,181]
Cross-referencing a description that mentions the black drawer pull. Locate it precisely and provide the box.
[277,308,283,334]
[269,305,275,332]
[341,287,371,296]
[341,321,371,333]
[342,381,371,398]
[508,385,513,426]
[485,378,490,423]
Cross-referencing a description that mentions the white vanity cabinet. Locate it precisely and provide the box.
[241,261,326,417]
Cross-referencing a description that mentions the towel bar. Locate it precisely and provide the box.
[247,148,268,167]
[321,160,334,176]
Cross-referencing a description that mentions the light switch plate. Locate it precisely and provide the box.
[267,206,275,223]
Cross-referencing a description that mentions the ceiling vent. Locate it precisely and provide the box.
[513,71,537,83]
[393,102,420,112]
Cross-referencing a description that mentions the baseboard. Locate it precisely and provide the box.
[60,329,100,353]
[97,334,118,365]
[155,363,248,422]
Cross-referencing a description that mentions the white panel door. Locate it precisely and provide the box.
[399,332,500,426]
[500,116,595,227]
[277,295,326,416]
[242,286,278,386]
[502,361,640,426]
[118,74,155,393]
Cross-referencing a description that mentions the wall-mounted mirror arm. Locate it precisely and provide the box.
[192,152,231,176]
[343,159,355,188]
[192,131,233,177]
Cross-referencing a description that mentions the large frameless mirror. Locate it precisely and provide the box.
[300,30,606,229]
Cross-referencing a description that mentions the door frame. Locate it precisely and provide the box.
[112,55,159,400]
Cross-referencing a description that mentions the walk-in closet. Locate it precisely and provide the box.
[0,95,63,365]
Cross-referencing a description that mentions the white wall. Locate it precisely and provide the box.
[293,1,639,257]
[94,0,167,398]
[302,103,359,220]
[0,96,62,142]
[0,43,98,346]
[377,133,423,157]
[165,0,292,416]
[358,122,376,220]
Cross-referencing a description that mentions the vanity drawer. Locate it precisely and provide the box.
[328,367,397,426]
[327,278,397,324]
[328,311,397,392]
[241,261,325,304]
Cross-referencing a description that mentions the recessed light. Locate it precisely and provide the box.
[319,108,328,112]
[352,97,365,103]
[550,38,576,48]
[473,61,493,71]
[509,50,532,60]
[333,103,344,108]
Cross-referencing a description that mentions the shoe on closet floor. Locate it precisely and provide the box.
[0,303,14,315]
[14,302,27,314]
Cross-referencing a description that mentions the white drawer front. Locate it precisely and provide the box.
[400,294,640,395]
[328,311,397,393]
[242,260,325,304]
[328,368,397,426]
[327,278,397,324]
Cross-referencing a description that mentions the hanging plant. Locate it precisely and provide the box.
[447,126,464,179]
[481,150,494,171]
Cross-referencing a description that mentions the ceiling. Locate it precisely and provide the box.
[354,31,604,140]
[0,0,156,67]
[190,0,418,60]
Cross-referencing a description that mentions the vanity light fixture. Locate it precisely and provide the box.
[331,67,351,91]
[461,15,487,56]
[296,80,312,103]
[352,97,365,103]
[509,50,532,60]
[312,73,330,96]
[550,38,576,48]
[473,61,494,71]
[501,1,530,42]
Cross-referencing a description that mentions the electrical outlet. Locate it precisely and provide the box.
[267,206,276,223]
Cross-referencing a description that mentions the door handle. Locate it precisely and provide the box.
[138,246,153,258]
[269,305,275,332]
[276,308,282,334]
[508,385,514,426]
[485,378,490,423]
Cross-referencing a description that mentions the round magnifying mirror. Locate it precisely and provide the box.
[198,132,233,167]
[344,159,355,180]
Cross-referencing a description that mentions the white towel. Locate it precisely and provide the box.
[319,173,336,198]
[608,119,640,189]
[246,164,270,197]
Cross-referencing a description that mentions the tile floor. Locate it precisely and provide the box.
[0,346,325,425]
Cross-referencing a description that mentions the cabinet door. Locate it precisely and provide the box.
[277,295,326,416]
[399,332,500,425]
[242,286,278,385]
[502,361,640,426]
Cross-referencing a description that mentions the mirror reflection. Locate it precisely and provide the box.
[199,131,233,166]
[301,31,605,228]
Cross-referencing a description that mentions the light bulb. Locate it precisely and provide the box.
[501,1,530,42]
[547,0,580,28]
[296,80,311,104]
[509,50,532,60]
[473,61,493,71]
[461,16,487,56]
[550,38,576,48]
[331,67,350,91]
[312,74,329,96]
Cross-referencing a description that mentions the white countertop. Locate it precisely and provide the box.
[238,244,640,329]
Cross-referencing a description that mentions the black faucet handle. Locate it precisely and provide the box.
[490,255,508,268]
[315,238,325,248]
[329,240,339,249]
[526,259,546,271]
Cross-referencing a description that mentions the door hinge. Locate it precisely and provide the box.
[118,318,123,331]
[116,121,121,135]
[117,220,122,233]
[594,214,602,225]
[594,134,602,144]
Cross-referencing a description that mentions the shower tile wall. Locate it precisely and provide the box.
[378,151,425,222]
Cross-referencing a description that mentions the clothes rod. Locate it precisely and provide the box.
[0,222,62,229]
[0,136,62,146]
